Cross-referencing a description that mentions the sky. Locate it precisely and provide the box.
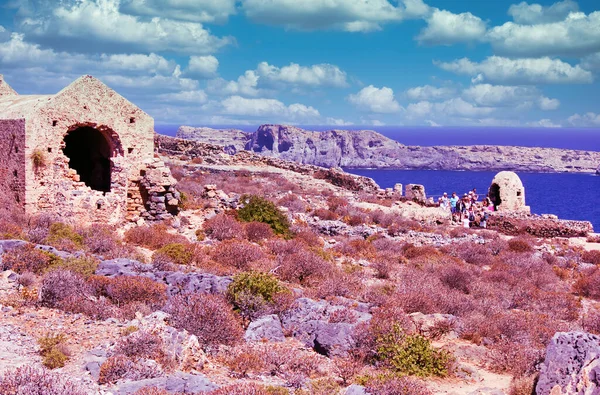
[1,0,600,128]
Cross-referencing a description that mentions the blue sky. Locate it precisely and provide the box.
[1,0,600,127]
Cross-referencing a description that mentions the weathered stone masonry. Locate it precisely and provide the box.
[0,75,179,224]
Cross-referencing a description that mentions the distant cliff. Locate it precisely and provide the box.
[176,124,600,174]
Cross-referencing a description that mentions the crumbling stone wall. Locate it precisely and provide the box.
[0,119,25,211]
[127,158,180,223]
[487,213,593,238]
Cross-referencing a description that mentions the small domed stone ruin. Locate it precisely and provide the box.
[488,171,530,214]
[0,75,180,225]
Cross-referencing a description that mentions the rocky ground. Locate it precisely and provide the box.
[1,150,600,395]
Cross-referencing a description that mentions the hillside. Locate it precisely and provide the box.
[177,124,600,174]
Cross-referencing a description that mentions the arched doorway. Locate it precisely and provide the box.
[489,183,502,210]
[63,126,113,192]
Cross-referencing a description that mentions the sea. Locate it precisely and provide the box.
[156,126,600,231]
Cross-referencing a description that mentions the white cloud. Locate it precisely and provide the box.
[418,9,486,45]
[157,90,208,103]
[256,62,348,88]
[436,56,593,85]
[17,0,232,55]
[348,85,402,113]
[487,10,600,57]
[462,84,559,110]
[567,112,600,126]
[220,96,320,122]
[526,119,561,127]
[240,0,430,32]
[207,71,261,97]
[121,0,236,23]
[186,56,219,78]
[100,53,177,74]
[508,0,579,24]
[538,96,560,111]
[405,84,455,101]
[582,53,600,71]
[325,117,354,126]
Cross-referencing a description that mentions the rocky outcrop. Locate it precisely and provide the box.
[175,124,600,174]
[176,126,251,154]
[536,332,600,395]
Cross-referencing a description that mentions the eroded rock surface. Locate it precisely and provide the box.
[536,331,600,395]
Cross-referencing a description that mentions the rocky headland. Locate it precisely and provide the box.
[176,124,600,174]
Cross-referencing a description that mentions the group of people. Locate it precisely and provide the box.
[437,189,495,228]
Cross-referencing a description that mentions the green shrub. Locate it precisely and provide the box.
[227,271,289,321]
[48,256,99,278]
[45,223,83,249]
[375,324,453,377]
[38,333,69,369]
[152,243,194,265]
[238,195,290,236]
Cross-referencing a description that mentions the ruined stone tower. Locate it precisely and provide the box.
[0,75,179,225]
[488,171,530,213]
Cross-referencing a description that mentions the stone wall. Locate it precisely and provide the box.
[0,119,25,211]
[487,213,593,238]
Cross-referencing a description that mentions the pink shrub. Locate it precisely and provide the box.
[203,214,244,241]
[277,249,333,286]
[212,240,265,270]
[0,366,86,395]
[244,221,274,242]
[167,293,243,349]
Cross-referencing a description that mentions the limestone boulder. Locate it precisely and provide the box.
[245,314,285,342]
[536,331,600,395]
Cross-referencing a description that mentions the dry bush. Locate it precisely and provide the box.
[574,267,600,300]
[133,388,170,395]
[208,383,274,395]
[293,229,323,248]
[335,238,376,259]
[587,235,600,243]
[312,269,362,299]
[167,293,243,349]
[278,193,308,213]
[0,366,86,395]
[438,264,474,294]
[245,221,274,242]
[508,237,534,253]
[221,346,267,378]
[100,276,167,308]
[16,271,36,288]
[509,375,538,395]
[40,269,88,308]
[329,308,359,324]
[81,224,124,257]
[277,248,334,286]
[365,375,432,395]
[59,294,117,320]
[401,244,440,260]
[488,341,544,378]
[1,244,58,274]
[582,250,600,265]
[98,355,159,384]
[116,331,164,361]
[124,224,187,250]
[203,214,245,241]
[212,240,265,270]
[370,238,405,254]
[312,208,339,221]
[582,308,600,334]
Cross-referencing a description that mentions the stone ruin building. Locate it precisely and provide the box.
[0,74,179,225]
[488,171,530,214]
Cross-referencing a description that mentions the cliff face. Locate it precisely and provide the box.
[176,125,600,174]
[176,126,251,154]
